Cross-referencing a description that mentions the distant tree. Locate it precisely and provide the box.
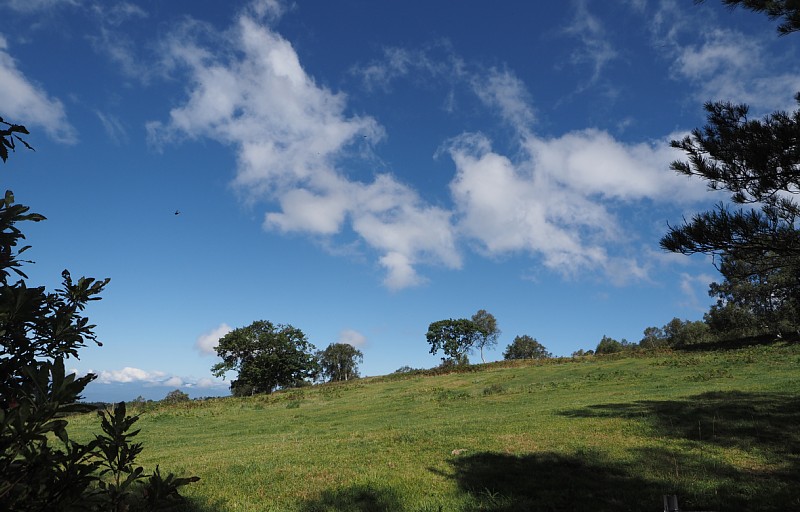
[162,389,190,404]
[663,318,714,348]
[471,309,500,363]
[594,336,634,355]
[503,335,551,360]
[571,349,594,357]
[426,318,481,365]
[211,320,319,395]
[639,326,668,349]
[394,365,416,373]
[317,343,363,382]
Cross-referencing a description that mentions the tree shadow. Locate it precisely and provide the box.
[440,450,668,512]
[560,390,800,455]
[172,496,231,512]
[299,483,404,512]
[555,390,800,511]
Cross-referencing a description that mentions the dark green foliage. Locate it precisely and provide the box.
[162,389,190,404]
[94,403,145,511]
[471,309,500,364]
[393,365,417,373]
[639,326,668,349]
[141,465,201,511]
[316,343,363,382]
[663,318,714,348]
[705,254,800,338]
[594,335,632,355]
[0,120,196,511]
[212,320,319,395]
[503,335,551,360]
[426,318,481,365]
[661,7,800,324]
[0,182,109,510]
[639,318,715,349]
[0,117,33,163]
[703,0,800,35]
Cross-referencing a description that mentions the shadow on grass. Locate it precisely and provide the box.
[554,390,800,511]
[300,483,404,512]
[561,390,800,455]
[172,496,231,512]
[441,450,666,512]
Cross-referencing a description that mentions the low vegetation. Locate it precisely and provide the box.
[67,342,800,511]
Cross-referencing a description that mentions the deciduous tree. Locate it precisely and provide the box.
[317,343,363,382]
[426,318,480,365]
[162,389,190,404]
[503,335,551,360]
[211,320,319,395]
[471,309,500,363]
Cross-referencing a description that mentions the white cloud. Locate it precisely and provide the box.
[471,68,535,134]
[149,2,734,289]
[163,376,184,387]
[647,2,800,112]
[679,272,715,311]
[338,329,367,348]
[4,0,80,13]
[95,110,128,145]
[150,10,461,290]
[563,0,619,86]
[90,366,226,389]
[195,323,232,355]
[94,367,164,384]
[0,35,76,143]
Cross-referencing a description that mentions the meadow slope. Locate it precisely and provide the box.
[70,344,800,511]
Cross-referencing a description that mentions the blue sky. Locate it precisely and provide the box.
[2,0,797,402]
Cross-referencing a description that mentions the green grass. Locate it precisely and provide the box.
[69,344,800,511]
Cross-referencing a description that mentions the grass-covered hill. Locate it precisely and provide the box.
[70,343,800,511]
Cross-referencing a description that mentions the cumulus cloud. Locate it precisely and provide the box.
[338,329,367,348]
[195,323,232,355]
[442,68,708,283]
[90,366,226,389]
[148,1,731,288]
[150,8,461,289]
[0,35,76,143]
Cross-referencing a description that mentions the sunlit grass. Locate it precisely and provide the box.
[68,343,800,511]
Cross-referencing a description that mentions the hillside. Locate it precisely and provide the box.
[70,344,800,511]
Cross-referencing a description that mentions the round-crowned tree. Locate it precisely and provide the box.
[503,335,551,360]
[211,320,319,395]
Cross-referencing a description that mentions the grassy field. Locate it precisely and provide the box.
[69,343,800,511]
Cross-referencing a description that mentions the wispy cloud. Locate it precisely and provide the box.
[0,34,76,143]
[4,0,80,13]
[563,0,619,87]
[647,0,800,112]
